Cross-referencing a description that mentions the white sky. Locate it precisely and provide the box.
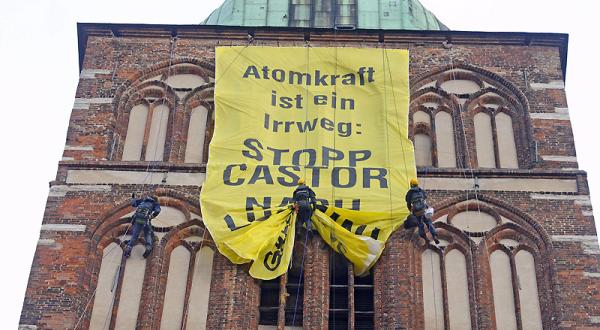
[0,0,598,327]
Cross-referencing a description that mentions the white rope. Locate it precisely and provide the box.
[141,36,177,187]
[447,46,488,330]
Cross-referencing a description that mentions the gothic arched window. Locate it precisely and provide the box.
[410,66,531,169]
[182,82,214,164]
[119,84,175,162]
[184,106,210,163]
[410,94,458,169]
[116,62,214,163]
[414,198,551,329]
[87,198,214,329]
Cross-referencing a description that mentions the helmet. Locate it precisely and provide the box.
[297,178,305,185]
[148,195,159,202]
[410,178,419,187]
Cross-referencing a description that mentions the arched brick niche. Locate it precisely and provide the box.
[408,195,555,329]
[111,59,215,164]
[81,192,217,329]
[410,64,533,169]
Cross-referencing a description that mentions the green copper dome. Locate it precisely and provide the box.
[202,0,448,30]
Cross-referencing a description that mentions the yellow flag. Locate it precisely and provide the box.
[222,210,296,279]
[201,46,415,280]
[312,207,402,276]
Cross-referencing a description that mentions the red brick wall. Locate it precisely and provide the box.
[19,25,599,329]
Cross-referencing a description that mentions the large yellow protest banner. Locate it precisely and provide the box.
[201,46,415,279]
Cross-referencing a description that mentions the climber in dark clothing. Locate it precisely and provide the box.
[124,194,161,258]
[293,178,316,233]
[404,178,439,244]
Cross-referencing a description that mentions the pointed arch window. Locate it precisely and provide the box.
[117,63,214,162]
[495,112,519,168]
[89,242,148,329]
[420,201,549,330]
[445,249,471,329]
[410,67,530,169]
[184,105,210,163]
[435,111,457,168]
[412,111,435,168]
[89,203,214,329]
[410,97,457,168]
[421,248,444,330]
[474,112,495,168]
[145,104,170,161]
[122,104,149,161]
[490,249,518,330]
[121,101,172,162]
[414,133,433,167]
[160,244,214,330]
[515,250,543,329]
[489,244,543,330]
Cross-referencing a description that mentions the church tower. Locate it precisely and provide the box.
[20,1,599,329]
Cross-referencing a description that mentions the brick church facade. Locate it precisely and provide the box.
[19,5,600,330]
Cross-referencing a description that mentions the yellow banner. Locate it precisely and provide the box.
[201,46,415,279]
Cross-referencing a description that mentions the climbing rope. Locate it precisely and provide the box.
[382,39,450,330]
[330,29,341,329]
[291,223,309,327]
[141,36,177,186]
[290,40,313,327]
[75,36,178,329]
[446,44,489,330]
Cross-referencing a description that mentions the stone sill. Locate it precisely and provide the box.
[417,167,586,179]
[58,160,206,173]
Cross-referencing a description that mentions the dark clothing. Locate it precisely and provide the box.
[127,222,154,250]
[405,214,437,240]
[296,200,313,230]
[415,214,437,238]
[293,184,316,231]
[293,184,316,205]
[405,186,437,241]
[126,197,161,256]
[131,197,161,224]
[405,186,427,212]
[403,214,419,229]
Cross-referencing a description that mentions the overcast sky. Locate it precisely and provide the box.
[1,0,598,327]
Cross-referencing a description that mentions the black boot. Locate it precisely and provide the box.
[143,247,152,258]
[433,236,440,245]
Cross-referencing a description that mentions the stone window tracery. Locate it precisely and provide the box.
[182,83,214,164]
[416,198,550,329]
[87,197,214,329]
[410,94,458,168]
[410,66,532,169]
[116,62,214,163]
[120,83,175,162]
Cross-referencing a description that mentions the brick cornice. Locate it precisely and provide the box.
[76,22,569,78]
